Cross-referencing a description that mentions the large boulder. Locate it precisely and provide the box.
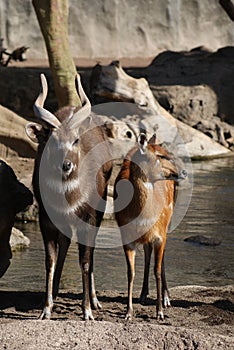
[144,47,234,148]
[0,160,33,277]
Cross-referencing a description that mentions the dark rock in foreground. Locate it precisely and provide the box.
[184,234,221,246]
[0,160,33,277]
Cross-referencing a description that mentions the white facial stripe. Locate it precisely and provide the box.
[64,178,80,192]
[58,142,74,151]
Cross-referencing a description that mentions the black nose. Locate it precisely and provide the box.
[62,160,72,172]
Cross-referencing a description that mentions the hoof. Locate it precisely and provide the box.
[125,309,133,321]
[84,308,94,321]
[157,310,164,321]
[39,308,51,320]
[92,297,102,310]
[125,313,133,321]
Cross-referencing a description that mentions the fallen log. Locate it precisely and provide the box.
[90,61,231,159]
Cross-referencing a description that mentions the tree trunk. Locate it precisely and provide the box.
[33,0,81,107]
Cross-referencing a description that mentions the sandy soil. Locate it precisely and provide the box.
[0,285,233,349]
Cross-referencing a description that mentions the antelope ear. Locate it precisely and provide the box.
[25,122,43,143]
[137,133,148,153]
[148,133,156,145]
[78,115,92,135]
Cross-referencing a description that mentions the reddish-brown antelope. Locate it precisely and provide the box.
[26,74,112,320]
[114,133,186,320]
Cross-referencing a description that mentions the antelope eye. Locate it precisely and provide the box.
[73,138,79,146]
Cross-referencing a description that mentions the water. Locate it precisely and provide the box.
[0,157,234,293]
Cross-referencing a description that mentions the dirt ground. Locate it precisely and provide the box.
[0,285,233,349]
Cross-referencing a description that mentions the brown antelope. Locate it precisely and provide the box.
[26,74,112,320]
[114,133,186,320]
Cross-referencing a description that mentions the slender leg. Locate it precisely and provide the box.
[77,208,103,320]
[89,210,105,310]
[79,243,94,320]
[39,238,57,320]
[124,244,136,320]
[154,241,166,320]
[53,234,71,298]
[90,251,102,310]
[140,243,153,304]
[161,253,171,308]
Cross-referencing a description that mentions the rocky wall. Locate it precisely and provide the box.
[0,0,233,62]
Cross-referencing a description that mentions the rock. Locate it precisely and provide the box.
[145,47,234,141]
[152,84,218,126]
[90,61,231,159]
[0,160,33,213]
[184,235,221,246]
[10,227,30,251]
[0,160,33,277]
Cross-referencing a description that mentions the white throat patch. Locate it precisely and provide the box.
[143,182,154,191]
